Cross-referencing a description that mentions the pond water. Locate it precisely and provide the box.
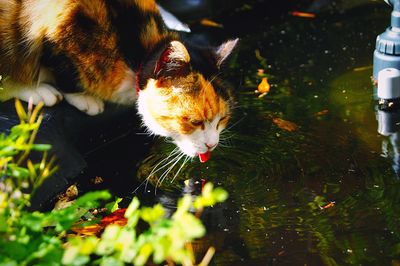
[121,2,400,265]
[78,1,400,265]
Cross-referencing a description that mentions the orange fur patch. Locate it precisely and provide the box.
[140,17,164,50]
[142,75,230,135]
[134,0,157,12]
[47,0,133,100]
[78,0,109,27]
[0,0,76,84]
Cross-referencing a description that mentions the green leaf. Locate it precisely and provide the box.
[31,144,51,152]
[125,197,140,218]
[96,225,121,255]
[14,99,27,122]
[140,204,165,225]
[8,166,29,179]
[105,197,122,213]
[75,191,112,208]
[100,257,124,266]
[176,213,205,239]
[212,187,229,202]
[134,243,152,266]
[20,212,45,232]
[0,259,19,266]
[173,195,192,219]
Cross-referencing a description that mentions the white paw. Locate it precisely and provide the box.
[15,83,63,106]
[64,93,105,116]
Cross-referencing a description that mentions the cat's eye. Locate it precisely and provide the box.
[190,120,204,127]
[217,116,229,129]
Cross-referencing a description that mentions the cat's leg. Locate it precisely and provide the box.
[1,67,63,106]
[64,93,105,116]
[15,83,63,106]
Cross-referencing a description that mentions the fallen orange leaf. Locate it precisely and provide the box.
[258,77,270,94]
[200,18,223,28]
[272,118,298,132]
[72,224,103,236]
[319,201,335,210]
[290,11,316,18]
[71,208,128,236]
[314,109,329,117]
[101,208,128,226]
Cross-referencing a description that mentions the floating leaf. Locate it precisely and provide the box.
[290,11,316,18]
[319,201,336,210]
[314,109,329,117]
[272,118,299,132]
[258,78,270,94]
[200,18,223,28]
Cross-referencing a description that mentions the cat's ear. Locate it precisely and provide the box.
[215,38,239,68]
[154,41,190,78]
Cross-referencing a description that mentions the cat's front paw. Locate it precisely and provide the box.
[15,83,63,106]
[64,93,105,116]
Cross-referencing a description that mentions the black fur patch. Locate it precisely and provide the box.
[41,42,83,94]
[104,1,166,69]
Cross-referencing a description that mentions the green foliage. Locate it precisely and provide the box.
[0,100,228,266]
[0,100,56,196]
[63,186,227,266]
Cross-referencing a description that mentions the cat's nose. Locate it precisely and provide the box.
[206,143,217,150]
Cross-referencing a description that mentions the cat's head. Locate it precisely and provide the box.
[137,39,238,161]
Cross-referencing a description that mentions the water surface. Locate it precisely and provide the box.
[131,2,400,265]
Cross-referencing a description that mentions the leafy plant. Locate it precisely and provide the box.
[63,183,227,266]
[0,100,228,266]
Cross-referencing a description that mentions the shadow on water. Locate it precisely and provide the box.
[130,1,400,265]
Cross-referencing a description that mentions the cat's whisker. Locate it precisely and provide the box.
[153,151,184,194]
[155,152,186,192]
[226,117,244,131]
[143,148,179,192]
[230,104,246,110]
[143,148,180,191]
[131,178,150,195]
[147,147,180,178]
[218,142,232,148]
[159,153,185,182]
[170,155,190,183]
[219,132,235,140]
[208,72,222,85]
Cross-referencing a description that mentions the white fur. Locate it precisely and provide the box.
[64,93,104,116]
[137,88,170,137]
[0,67,63,106]
[109,69,137,104]
[174,115,222,157]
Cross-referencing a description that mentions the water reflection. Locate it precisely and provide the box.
[377,109,400,178]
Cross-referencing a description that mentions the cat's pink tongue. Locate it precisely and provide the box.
[199,151,211,163]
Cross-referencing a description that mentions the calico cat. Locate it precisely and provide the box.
[0,0,238,161]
